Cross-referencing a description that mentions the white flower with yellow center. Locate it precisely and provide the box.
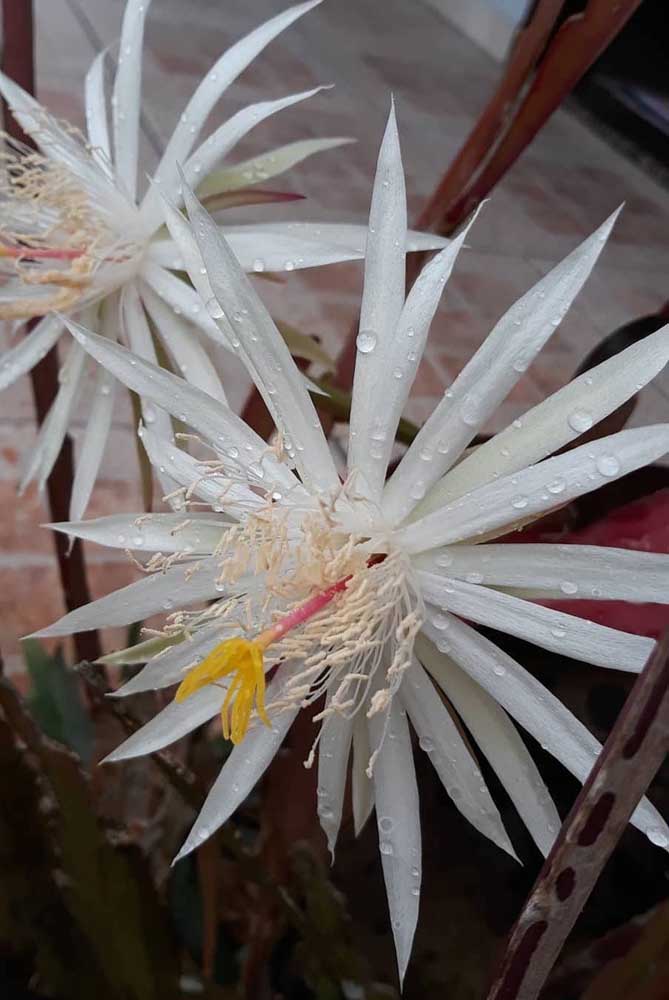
[37,107,669,983]
[0,0,445,518]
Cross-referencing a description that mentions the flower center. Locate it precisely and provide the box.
[0,134,143,318]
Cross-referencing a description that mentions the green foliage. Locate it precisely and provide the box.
[23,638,94,765]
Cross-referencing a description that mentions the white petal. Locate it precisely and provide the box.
[180,87,330,197]
[426,615,669,849]
[0,314,62,391]
[52,512,228,554]
[417,636,560,857]
[104,682,228,762]
[348,102,407,502]
[120,282,173,441]
[141,261,231,349]
[112,625,224,696]
[138,425,269,517]
[174,662,298,862]
[63,316,297,493]
[398,425,669,553]
[182,182,339,494]
[111,0,151,199]
[385,212,620,525]
[418,573,654,672]
[365,217,474,493]
[140,0,323,225]
[20,341,87,493]
[429,323,669,508]
[368,696,420,987]
[352,712,375,836]
[139,281,227,403]
[84,48,112,173]
[69,364,115,521]
[401,660,516,857]
[33,556,227,636]
[197,136,355,196]
[317,697,354,859]
[0,70,128,212]
[416,543,669,603]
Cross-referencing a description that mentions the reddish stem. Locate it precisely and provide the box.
[1,0,101,663]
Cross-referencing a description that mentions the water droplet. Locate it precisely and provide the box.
[392,367,403,380]
[560,581,578,595]
[419,447,433,462]
[284,260,295,271]
[551,626,567,639]
[511,495,528,510]
[379,841,394,856]
[206,296,224,319]
[568,409,593,433]
[431,613,450,630]
[493,664,506,677]
[512,350,532,373]
[596,454,620,477]
[419,737,434,753]
[460,393,483,426]
[465,571,484,585]
[252,258,265,273]
[379,816,394,833]
[356,329,377,354]
[547,477,566,495]
[132,535,144,547]
[435,552,452,568]
[162,598,173,610]
[409,480,426,500]
[411,867,420,878]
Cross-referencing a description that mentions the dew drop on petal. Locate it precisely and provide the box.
[511,495,529,510]
[356,329,377,354]
[418,737,434,753]
[493,664,506,677]
[379,816,394,833]
[379,841,394,856]
[560,581,579,595]
[205,297,224,319]
[252,258,265,273]
[596,454,620,477]
[547,477,566,495]
[568,409,594,433]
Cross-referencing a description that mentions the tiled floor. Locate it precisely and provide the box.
[2,0,669,680]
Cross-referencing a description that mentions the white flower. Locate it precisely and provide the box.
[38,106,669,984]
[0,0,446,518]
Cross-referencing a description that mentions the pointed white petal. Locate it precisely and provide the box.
[401,660,516,857]
[33,556,227,636]
[182,182,339,494]
[121,282,173,441]
[385,212,621,525]
[352,712,374,836]
[419,574,654,672]
[428,324,669,508]
[111,0,151,199]
[69,364,115,521]
[398,425,669,553]
[105,682,228,762]
[416,543,669,603]
[139,281,227,403]
[140,0,323,222]
[112,625,224,696]
[317,697,354,859]
[348,102,407,502]
[138,426,269,516]
[20,342,87,493]
[0,314,62,391]
[174,662,298,862]
[197,136,355,196]
[180,87,330,199]
[52,512,227,554]
[365,218,474,492]
[0,70,128,212]
[417,637,560,857]
[84,47,112,173]
[425,615,669,849]
[368,696,420,987]
[63,316,297,493]
[140,261,231,349]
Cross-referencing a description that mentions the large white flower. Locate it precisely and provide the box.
[37,107,669,984]
[0,0,445,518]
